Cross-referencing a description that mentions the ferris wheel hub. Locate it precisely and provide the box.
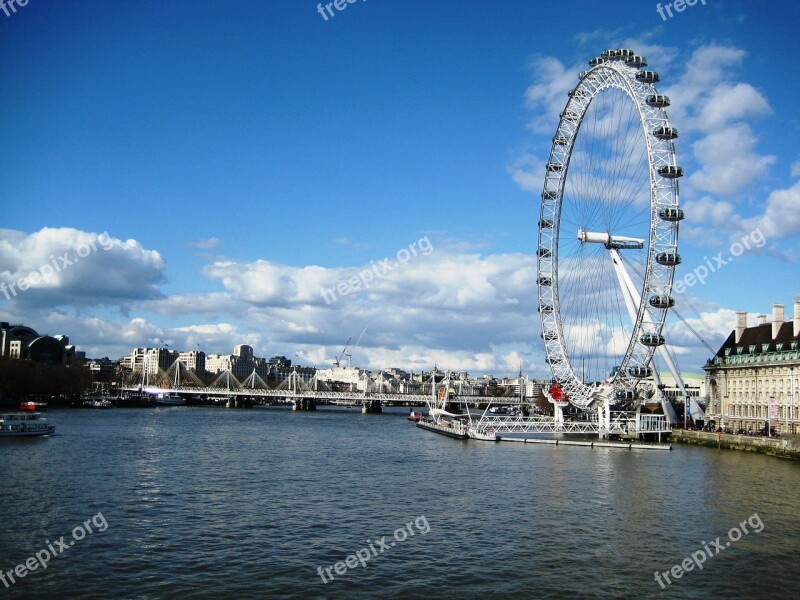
[576,228,645,250]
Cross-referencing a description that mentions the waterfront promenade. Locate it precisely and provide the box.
[669,429,800,459]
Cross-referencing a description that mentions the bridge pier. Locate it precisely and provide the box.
[293,397,316,411]
[225,396,253,408]
[361,399,382,414]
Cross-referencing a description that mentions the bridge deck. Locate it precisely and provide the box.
[123,386,528,405]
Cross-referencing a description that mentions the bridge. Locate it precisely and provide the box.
[121,359,533,411]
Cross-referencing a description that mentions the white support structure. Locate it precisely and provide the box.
[610,247,679,425]
[469,411,670,438]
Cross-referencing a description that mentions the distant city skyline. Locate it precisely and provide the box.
[1,1,798,378]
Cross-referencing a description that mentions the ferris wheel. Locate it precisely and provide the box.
[537,49,683,410]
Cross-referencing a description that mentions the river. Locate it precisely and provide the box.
[1,406,798,599]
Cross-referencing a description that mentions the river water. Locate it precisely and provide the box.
[1,406,798,599]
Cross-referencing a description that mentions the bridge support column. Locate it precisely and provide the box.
[292,397,316,411]
[226,396,253,408]
[361,399,382,414]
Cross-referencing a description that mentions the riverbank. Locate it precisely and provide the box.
[670,429,800,460]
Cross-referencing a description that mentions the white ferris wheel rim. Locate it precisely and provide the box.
[537,49,683,409]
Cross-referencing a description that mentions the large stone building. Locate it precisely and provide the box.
[0,322,77,364]
[704,301,800,434]
[177,350,205,375]
[205,344,270,379]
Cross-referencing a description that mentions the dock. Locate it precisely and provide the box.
[498,437,671,450]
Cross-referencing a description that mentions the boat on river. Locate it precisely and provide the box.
[0,412,55,437]
[416,413,469,439]
[115,394,157,408]
[155,393,185,406]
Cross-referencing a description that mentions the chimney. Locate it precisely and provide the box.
[735,311,747,343]
[756,314,767,326]
[794,299,800,337]
[772,304,784,340]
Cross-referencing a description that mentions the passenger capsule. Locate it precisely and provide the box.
[568,89,587,98]
[539,219,554,229]
[659,207,684,221]
[589,57,605,67]
[560,111,579,121]
[657,165,683,178]
[626,55,647,68]
[615,390,636,400]
[543,331,558,340]
[646,94,671,108]
[656,252,681,266]
[653,126,679,140]
[636,71,660,84]
[538,275,552,286]
[628,366,653,378]
[553,135,569,145]
[537,248,552,258]
[542,190,558,200]
[539,304,554,312]
[605,48,634,60]
[641,333,666,347]
[648,295,675,309]
[547,163,564,172]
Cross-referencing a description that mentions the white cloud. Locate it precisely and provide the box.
[0,228,166,308]
[694,82,771,131]
[523,55,581,134]
[187,237,221,249]
[744,179,800,239]
[688,123,776,196]
[508,153,544,193]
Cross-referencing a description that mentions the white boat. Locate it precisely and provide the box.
[155,393,185,406]
[0,412,55,437]
[416,416,469,439]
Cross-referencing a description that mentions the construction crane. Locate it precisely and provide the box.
[334,337,351,368]
[345,326,368,369]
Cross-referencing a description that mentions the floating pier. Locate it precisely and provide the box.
[498,437,671,450]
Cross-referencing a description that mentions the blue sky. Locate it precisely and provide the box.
[1,0,798,377]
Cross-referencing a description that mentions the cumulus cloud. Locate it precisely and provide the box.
[0,237,549,374]
[743,179,800,239]
[0,228,166,308]
[688,123,776,196]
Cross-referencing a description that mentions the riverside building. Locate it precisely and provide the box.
[704,301,800,434]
